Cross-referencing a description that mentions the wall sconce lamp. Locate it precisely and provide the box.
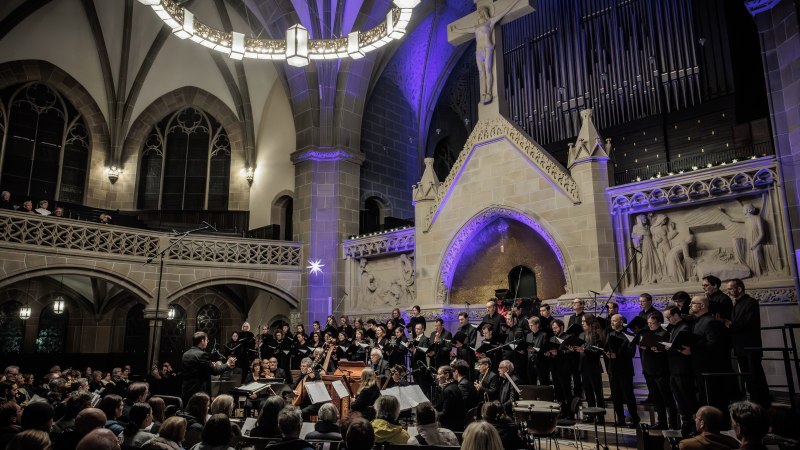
[19,304,31,320]
[53,296,65,314]
[106,166,122,184]
[167,305,176,320]
[244,167,254,186]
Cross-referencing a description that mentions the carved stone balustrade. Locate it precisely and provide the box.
[342,227,415,259]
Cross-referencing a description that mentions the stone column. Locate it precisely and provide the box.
[291,147,364,325]
[752,0,800,289]
[144,308,169,368]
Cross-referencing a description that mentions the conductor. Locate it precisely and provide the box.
[181,331,236,403]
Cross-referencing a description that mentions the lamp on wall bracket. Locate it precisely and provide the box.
[137,0,418,66]
[106,166,122,184]
[53,274,66,314]
[19,279,32,320]
[242,167,254,186]
[167,304,176,320]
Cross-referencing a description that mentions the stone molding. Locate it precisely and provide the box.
[0,210,301,267]
[343,228,415,259]
[744,0,782,16]
[608,157,778,212]
[290,146,366,165]
[423,116,581,230]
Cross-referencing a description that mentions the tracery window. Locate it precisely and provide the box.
[137,107,231,210]
[124,303,150,354]
[196,304,222,346]
[35,307,69,353]
[0,301,25,353]
[0,82,89,203]
[160,304,187,358]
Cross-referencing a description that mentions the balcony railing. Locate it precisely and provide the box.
[613,143,773,186]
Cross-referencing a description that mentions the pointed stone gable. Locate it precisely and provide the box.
[567,109,612,169]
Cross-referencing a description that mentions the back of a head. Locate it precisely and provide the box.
[698,406,724,433]
[454,361,470,378]
[413,402,437,427]
[461,420,503,450]
[480,401,506,425]
[257,395,285,428]
[317,403,339,424]
[158,416,187,443]
[210,394,234,416]
[278,406,303,438]
[186,392,210,424]
[730,401,768,441]
[6,429,51,450]
[75,407,108,435]
[374,395,400,421]
[0,401,20,427]
[201,413,233,446]
[126,382,148,403]
[77,428,121,450]
[346,418,375,450]
[124,403,152,435]
[98,395,122,421]
[65,392,93,419]
[20,401,54,431]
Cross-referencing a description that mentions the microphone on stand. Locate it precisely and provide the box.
[630,246,642,254]
[202,221,218,232]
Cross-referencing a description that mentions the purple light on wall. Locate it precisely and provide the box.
[438,205,570,290]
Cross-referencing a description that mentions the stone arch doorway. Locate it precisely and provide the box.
[508,265,537,299]
[442,208,569,304]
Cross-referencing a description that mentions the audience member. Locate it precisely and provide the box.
[178,392,209,448]
[5,429,51,450]
[461,420,503,450]
[77,428,122,450]
[678,406,739,450]
[20,401,54,432]
[147,396,166,433]
[35,200,51,215]
[53,206,65,217]
[192,413,235,450]
[52,392,92,434]
[0,400,23,448]
[481,401,524,450]
[99,213,113,224]
[407,401,458,446]
[372,395,410,444]
[730,401,768,450]
[98,394,125,435]
[21,200,34,213]
[345,419,375,450]
[0,191,13,209]
[142,416,187,450]
[304,403,342,441]
[265,406,314,450]
[120,402,155,447]
[250,395,284,438]
[53,407,107,450]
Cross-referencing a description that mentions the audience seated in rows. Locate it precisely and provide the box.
[5,429,52,450]
[77,427,122,450]
[345,418,375,450]
[53,407,107,450]
[480,401,524,450]
[305,403,342,441]
[679,406,740,450]
[461,420,503,450]
[265,406,314,450]
[250,395,284,438]
[191,413,236,450]
[142,416,187,450]
[98,394,125,436]
[120,403,156,447]
[371,395,409,445]
[407,401,458,446]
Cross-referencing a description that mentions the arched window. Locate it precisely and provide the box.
[35,307,69,353]
[273,195,294,240]
[507,265,537,299]
[160,304,187,359]
[360,197,385,234]
[138,107,231,210]
[0,82,89,203]
[196,304,222,346]
[0,301,25,353]
[124,304,150,354]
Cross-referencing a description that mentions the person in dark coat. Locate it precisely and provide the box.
[726,279,771,407]
[545,319,577,419]
[639,314,677,429]
[454,362,480,414]
[455,312,477,372]
[474,358,500,402]
[482,301,504,336]
[304,404,342,441]
[664,306,698,437]
[683,295,735,421]
[702,275,733,321]
[350,368,381,420]
[497,360,521,415]
[434,366,465,432]
[426,318,452,370]
[526,316,551,384]
[576,314,606,411]
[605,314,640,427]
[180,332,235,404]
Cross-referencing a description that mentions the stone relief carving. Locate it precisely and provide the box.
[425,117,580,230]
[354,253,416,309]
[627,192,787,287]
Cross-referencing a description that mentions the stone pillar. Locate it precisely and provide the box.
[144,308,168,368]
[752,0,800,288]
[292,147,364,325]
[413,157,441,306]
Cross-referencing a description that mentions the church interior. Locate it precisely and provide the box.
[1,0,799,447]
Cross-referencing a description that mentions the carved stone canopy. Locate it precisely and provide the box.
[413,157,440,203]
[567,109,612,169]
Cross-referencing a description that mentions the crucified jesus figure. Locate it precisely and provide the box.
[449,1,521,105]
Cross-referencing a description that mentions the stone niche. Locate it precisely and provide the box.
[449,217,566,304]
[609,159,795,294]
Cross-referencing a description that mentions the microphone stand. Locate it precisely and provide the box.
[145,221,217,369]
[606,246,641,307]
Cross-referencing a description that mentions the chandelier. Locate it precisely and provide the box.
[137,0,419,67]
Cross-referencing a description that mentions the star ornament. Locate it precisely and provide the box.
[307,259,325,276]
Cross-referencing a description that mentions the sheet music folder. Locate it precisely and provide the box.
[380,385,429,411]
[305,380,332,404]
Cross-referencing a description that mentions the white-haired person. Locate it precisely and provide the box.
[371,395,409,444]
[304,403,342,441]
[407,402,458,446]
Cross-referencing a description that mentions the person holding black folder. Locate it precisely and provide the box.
[434,365,465,431]
[427,318,452,369]
[575,315,605,414]
[456,312,478,365]
[726,279,771,407]
[526,316,551,385]
[408,323,433,392]
[639,313,677,429]
[476,323,502,371]
[545,319,576,419]
[664,306,698,436]
[605,314,640,427]
[502,311,528,384]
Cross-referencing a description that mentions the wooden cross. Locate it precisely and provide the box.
[447,0,534,118]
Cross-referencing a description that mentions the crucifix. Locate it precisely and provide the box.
[448,0,534,116]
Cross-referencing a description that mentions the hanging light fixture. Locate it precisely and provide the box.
[19,279,32,320]
[167,305,176,320]
[137,0,419,66]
